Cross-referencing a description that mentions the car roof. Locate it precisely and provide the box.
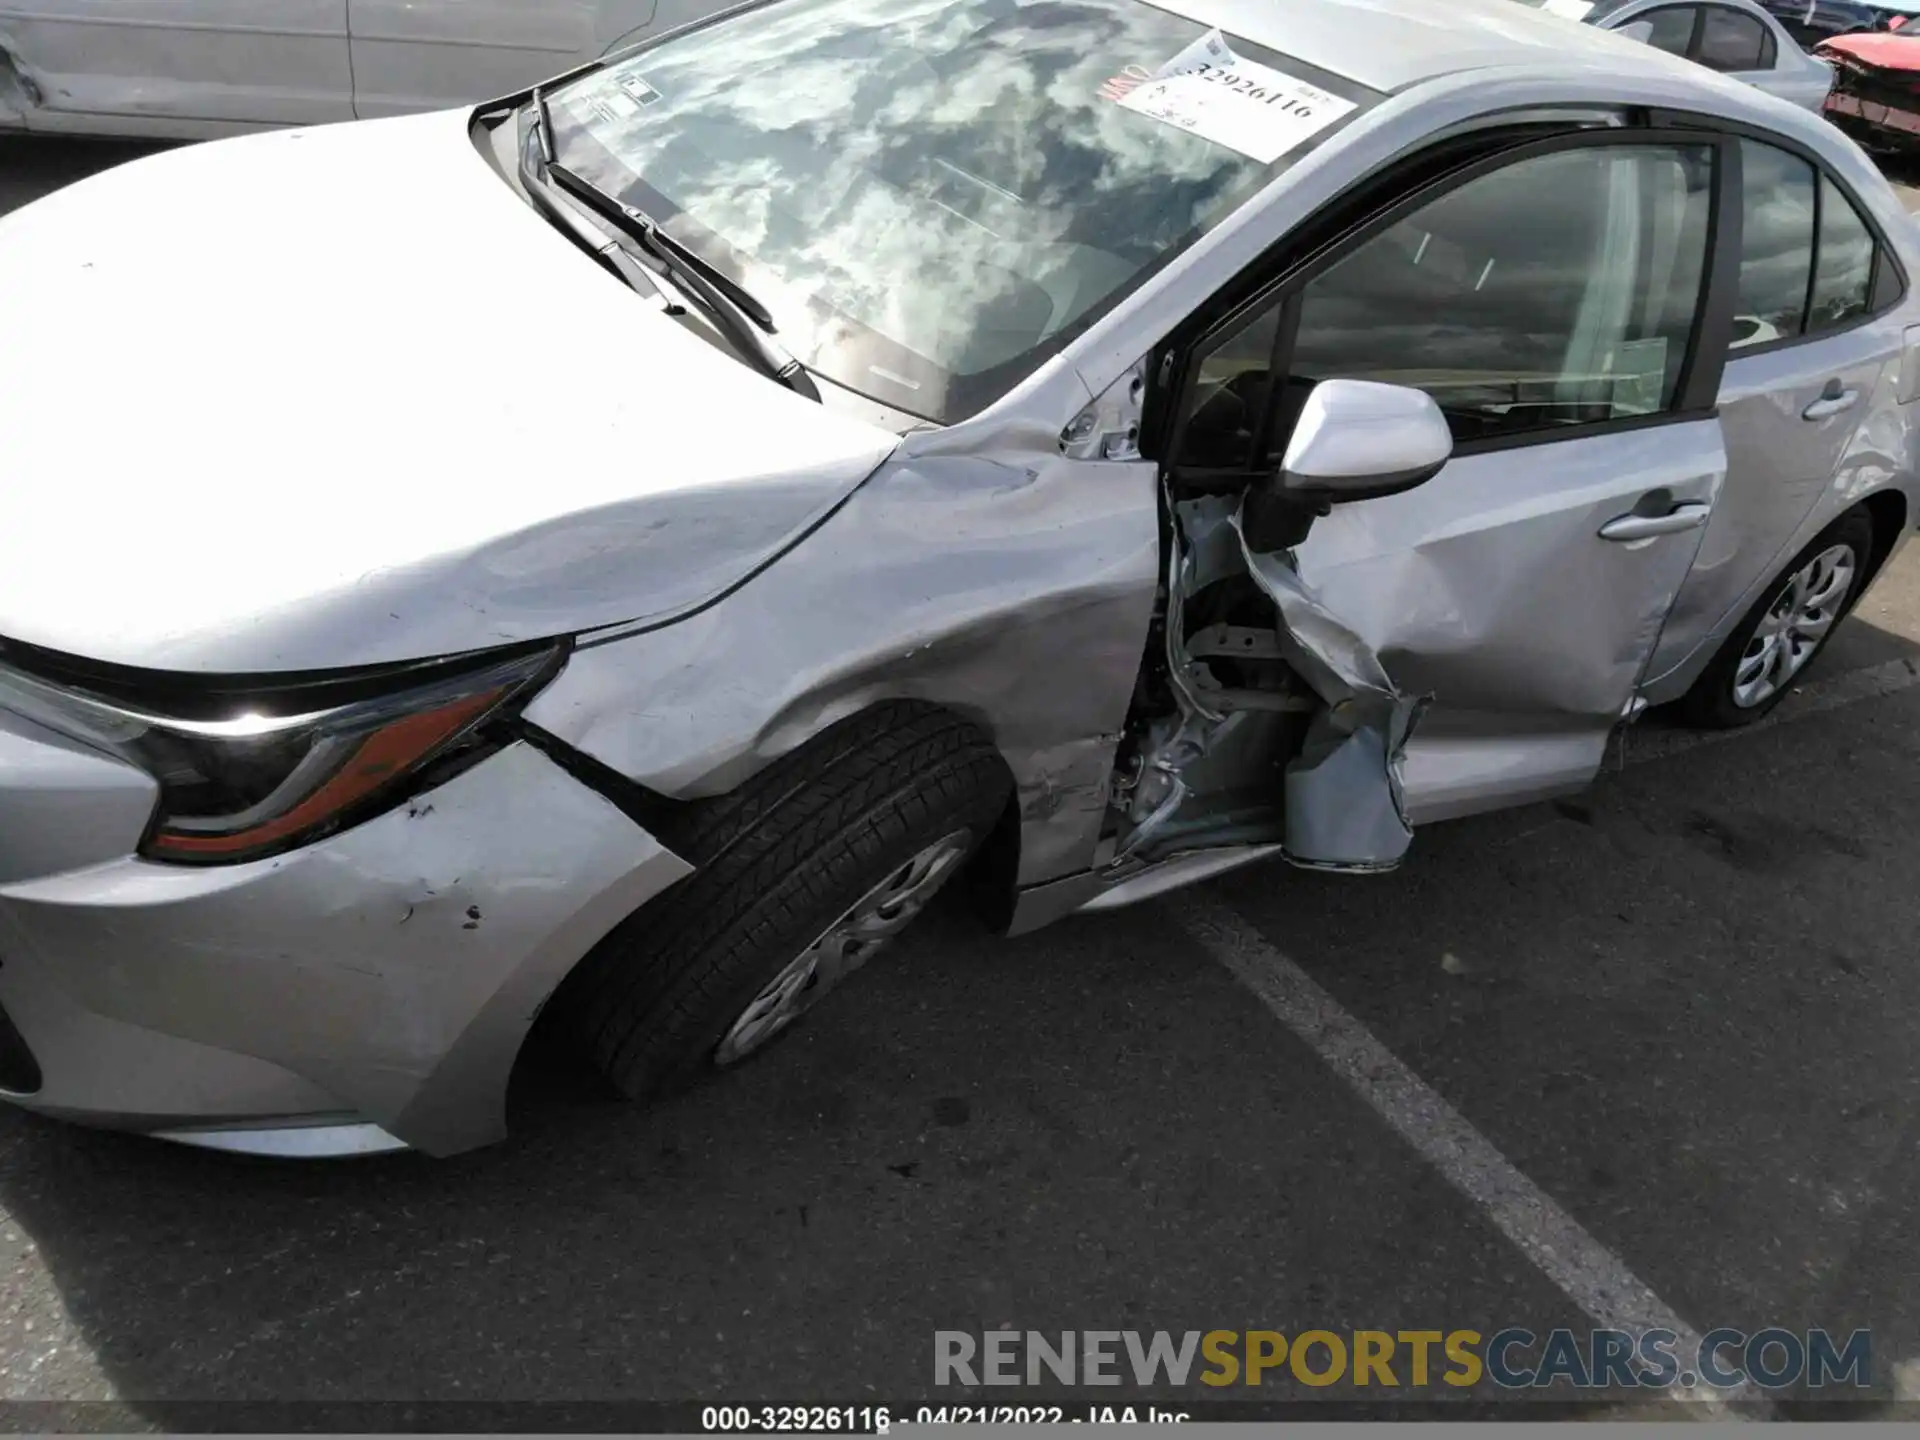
[1151,0,1711,93]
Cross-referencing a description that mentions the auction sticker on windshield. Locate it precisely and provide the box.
[1103,29,1356,164]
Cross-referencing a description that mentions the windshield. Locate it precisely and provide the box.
[545,0,1379,422]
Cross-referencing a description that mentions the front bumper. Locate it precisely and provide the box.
[0,714,691,1157]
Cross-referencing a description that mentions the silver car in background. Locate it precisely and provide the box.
[0,0,728,138]
[1518,0,1838,108]
[0,0,1913,1158]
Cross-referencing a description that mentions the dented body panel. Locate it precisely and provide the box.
[1296,420,1727,822]
[526,361,1164,892]
[0,741,691,1155]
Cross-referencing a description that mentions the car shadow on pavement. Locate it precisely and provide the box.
[1817,607,1920,675]
[0,136,171,213]
[1633,589,1920,742]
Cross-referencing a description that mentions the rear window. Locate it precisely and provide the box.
[1730,138,1899,350]
[1696,6,1771,68]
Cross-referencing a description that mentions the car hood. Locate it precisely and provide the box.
[0,109,902,675]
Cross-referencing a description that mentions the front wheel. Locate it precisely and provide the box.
[1678,508,1873,729]
[551,702,1012,1102]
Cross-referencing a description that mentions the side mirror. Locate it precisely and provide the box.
[1277,379,1453,504]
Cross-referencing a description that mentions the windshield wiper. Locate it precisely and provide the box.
[550,161,775,328]
[543,159,820,403]
[530,82,556,166]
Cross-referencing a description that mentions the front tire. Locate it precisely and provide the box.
[554,702,1011,1102]
[1678,508,1873,729]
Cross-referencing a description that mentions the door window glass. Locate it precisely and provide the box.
[1731,142,1886,350]
[1278,144,1713,446]
[1697,7,1768,67]
[1810,172,1876,331]
[1732,139,1815,350]
[1183,305,1282,469]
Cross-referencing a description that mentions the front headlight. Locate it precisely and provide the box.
[0,645,564,865]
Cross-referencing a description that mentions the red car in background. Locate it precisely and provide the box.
[1820,28,1920,147]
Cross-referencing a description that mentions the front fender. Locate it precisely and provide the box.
[523,442,1163,892]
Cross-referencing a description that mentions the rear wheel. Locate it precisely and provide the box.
[1677,508,1873,729]
[552,702,1011,1101]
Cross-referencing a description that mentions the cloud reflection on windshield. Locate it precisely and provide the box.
[550,0,1374,419]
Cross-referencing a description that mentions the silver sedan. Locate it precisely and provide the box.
[0,0,1911,1158]
[0,0,727,139]
[1513,0,1838,109]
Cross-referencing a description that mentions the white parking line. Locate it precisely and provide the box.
[1162,645,1918,1409]
[1171,895,1764,1417]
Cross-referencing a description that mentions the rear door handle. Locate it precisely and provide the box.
[1598,501,1712,542]
[1803,385,1860,421]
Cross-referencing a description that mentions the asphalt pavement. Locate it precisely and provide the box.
[4,129,1920,1424]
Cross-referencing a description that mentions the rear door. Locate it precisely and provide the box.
[7,0,350,129]
[1168,130,1734,825]
[346,0,659,118]
[1645,138,1909,688]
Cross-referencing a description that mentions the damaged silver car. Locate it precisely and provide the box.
[0,0,1915,1157]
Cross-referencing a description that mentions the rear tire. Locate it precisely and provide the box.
[1677,508,1873,729]
[553,702,1011,1102]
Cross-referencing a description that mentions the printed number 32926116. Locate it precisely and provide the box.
[1189,61,1316,115]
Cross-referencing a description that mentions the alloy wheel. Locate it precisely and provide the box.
[1732,543,1857,710]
